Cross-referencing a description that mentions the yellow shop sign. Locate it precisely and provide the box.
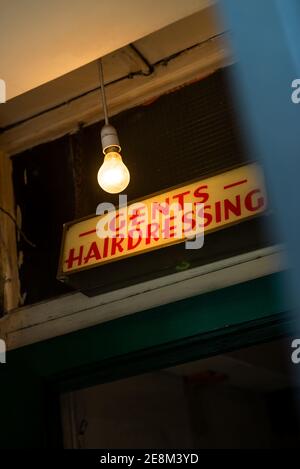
[58,163,267,276]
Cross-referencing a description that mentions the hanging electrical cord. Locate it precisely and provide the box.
[0,207,36,248]
[96,57,130,194]
[0,32,227,134]
[97,58,110,126]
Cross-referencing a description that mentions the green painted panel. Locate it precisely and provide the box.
[0,272,293,448]
[7,272,290,380]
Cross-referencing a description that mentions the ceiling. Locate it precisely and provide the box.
[0,6,229,155]
[0,6,222,129]
[0,0,213,101]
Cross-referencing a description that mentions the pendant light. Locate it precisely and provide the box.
[97,58,130,194]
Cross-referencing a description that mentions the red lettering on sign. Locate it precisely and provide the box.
[224,179,247,190]
[145,223,160,245]
[224,195,242,220]
[111,236,124,256]
[109,212,125,235]
[162,215,177,239]
[84,241,101,264]
[245,189,265,212]
[128,230,142,251]
[215,201,222,223]
[182,210,196,233]
[194,185,209,204]
[103,237,109,258]
[172,191,190,209]
[65,246,84,269]
[152,199,170,218]
[129,206,146,229]
[202,206,213,227]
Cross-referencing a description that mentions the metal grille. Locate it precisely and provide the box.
[82,67,249,211]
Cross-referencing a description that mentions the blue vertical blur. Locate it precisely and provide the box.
[219,0,300,314]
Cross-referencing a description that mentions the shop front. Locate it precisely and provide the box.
[0,62,295,448]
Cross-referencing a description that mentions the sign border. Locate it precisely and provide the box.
[57,161,267,279]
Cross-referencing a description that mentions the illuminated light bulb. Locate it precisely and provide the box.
[97,56,131,194]
[97,151,130,194]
